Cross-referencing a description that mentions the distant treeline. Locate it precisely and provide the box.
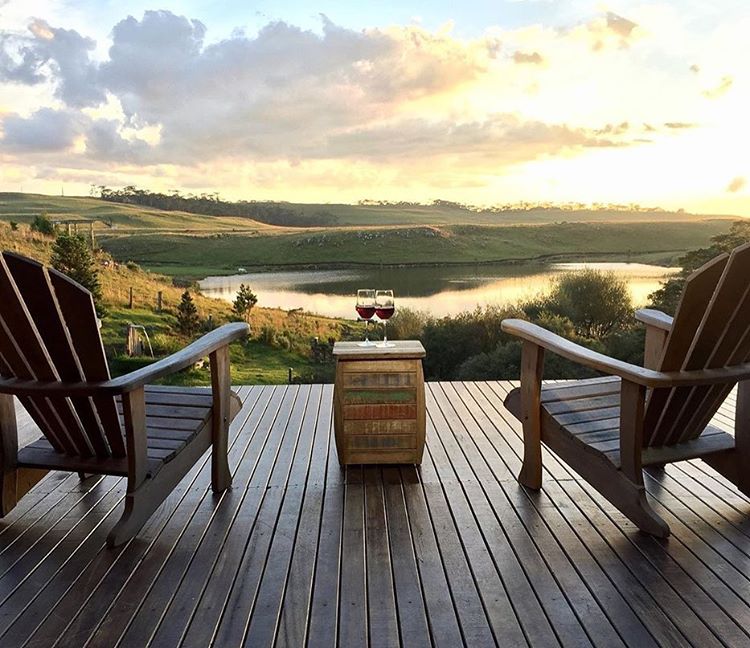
[358,197,678,214]
[96,186,338,227]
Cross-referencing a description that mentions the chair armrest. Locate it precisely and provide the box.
[635,309,673,332]
[111,322,250,392]
[501,319,750,388]
[0,322,250,397]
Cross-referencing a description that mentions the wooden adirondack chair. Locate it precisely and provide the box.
[0,252,249,546]
[502,242,750,537]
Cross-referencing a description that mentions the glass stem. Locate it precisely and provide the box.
[383,321,387,344]
[364,319,369,343]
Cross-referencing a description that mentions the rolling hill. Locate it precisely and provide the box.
[0,193,739,276]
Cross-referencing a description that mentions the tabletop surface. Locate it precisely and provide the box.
[333,340,426,360]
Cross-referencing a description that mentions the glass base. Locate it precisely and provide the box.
[377,342,396,348]
[357,340,376,347]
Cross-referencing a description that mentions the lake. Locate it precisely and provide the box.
[199,262,679,319]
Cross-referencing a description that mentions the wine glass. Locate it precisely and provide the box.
[375,290,395,347]
[355,289,376,346]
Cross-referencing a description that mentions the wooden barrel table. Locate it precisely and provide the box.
[333,341,426,465]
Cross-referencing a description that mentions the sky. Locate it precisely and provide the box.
[0,1,748,215]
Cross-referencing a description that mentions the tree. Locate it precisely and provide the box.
[30,214,55,235]
[51,234,104,315]
[545,270,632,338]
[176,290,199,336]
[649,220,750,314]
[232,283,258,322]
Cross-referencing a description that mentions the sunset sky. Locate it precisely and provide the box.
[0,1,748,215]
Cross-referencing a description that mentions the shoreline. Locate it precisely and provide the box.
[143,249,685,281]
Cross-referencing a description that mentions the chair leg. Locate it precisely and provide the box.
[210,346,233,493]
[107,490,152,548]
[623,482,670,538]
[212,445,232,493]
[519,441,543,490]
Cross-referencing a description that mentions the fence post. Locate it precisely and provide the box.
[128,286,133,309]
[157,291,163,312]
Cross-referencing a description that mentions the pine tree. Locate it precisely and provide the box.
[51,233,104,315]
[176,290,200,336]
[232,283,258,322]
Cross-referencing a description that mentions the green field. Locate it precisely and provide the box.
[0,193,739,277]
[0,192,272,232]
[98,220,733,276]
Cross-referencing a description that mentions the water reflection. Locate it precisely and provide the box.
[199,262,679,319]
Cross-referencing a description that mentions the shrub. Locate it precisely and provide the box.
[545,270,632,338]
[387,307,430,340]
[649,220,750,315]
[30,214,55,235]
[9,221,18,231]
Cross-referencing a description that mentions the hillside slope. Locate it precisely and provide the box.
[98,220,733,276]
[0,222,349,384]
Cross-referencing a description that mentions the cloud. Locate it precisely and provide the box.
[727,176,746,193]
[0,19,103,107]
[582,11,641,52]
[663,122,697,129]
[84,118,153,163]
[606,13,638,39]
[322,114,623,163]
[702,75,733,99]
[90,12,502,162]
[512,51,543,64]
[0,7,729,204]
[0,107,85,151]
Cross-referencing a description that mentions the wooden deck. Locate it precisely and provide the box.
[0,381,748,647]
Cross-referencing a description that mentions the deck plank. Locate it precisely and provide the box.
[0,382,748,647]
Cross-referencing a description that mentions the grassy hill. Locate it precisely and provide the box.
[0,192,739,277]
[98,220,733,276]
[0,221,352,384]
[0,192,275,232]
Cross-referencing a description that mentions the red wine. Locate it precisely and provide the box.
[375,306,395,320]
[356,306,376,319]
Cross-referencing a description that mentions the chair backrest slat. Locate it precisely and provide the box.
[0,354,66,453]
[0,256,91,455]
[670,268,750,443]
[4,253,113,457]
[643,253,728,446]
[644,243,750,447]
[48,268,125,456]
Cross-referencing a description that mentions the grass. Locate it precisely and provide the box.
[1,193,737,277]
[97,220,733,276]
[0,220,358,385]
[0,192,276,232]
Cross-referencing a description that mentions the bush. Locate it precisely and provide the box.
[649,220,750,315]
[388,307,430,340]
[421,305,522,379]
[125,261,141,272]
[149,332,184,356]
[30,214,55,235]
[9,221,18,231]
[545,270,632,338]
